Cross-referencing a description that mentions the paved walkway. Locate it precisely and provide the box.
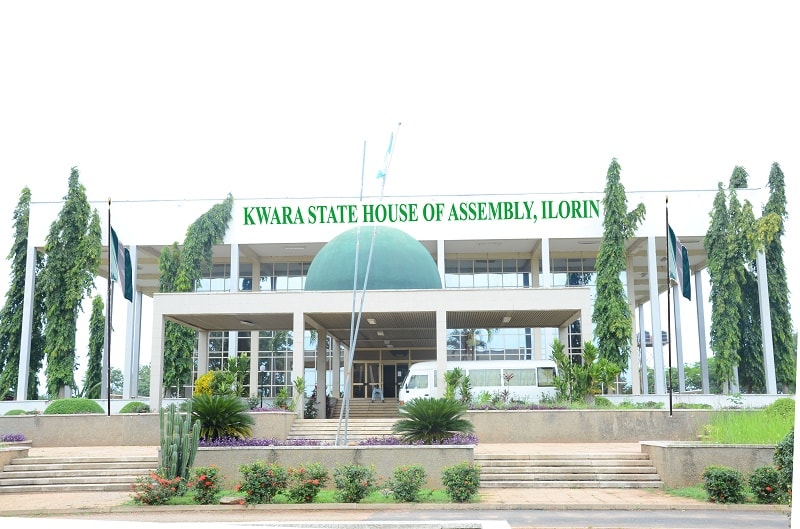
[0,443,781,520]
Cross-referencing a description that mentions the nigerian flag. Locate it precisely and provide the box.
[110,226,133,302]
[668,225,691,300]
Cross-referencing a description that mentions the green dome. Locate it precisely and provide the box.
[305,226,442,291]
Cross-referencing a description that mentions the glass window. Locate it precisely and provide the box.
[538,367,556,387]
[407,374,428,389]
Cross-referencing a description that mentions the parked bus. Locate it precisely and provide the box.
[398,359,558,404]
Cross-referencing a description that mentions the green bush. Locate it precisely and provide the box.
[388,464,427,502]
[748,465,784,504]
[441,462,481,503]
[593,396,614,408]
[3,409,26,416]
[702,465,746,504]
[119,401,151,414]
[43,398,104,415]
[392,397,474,443]
[286,462,328,503]
[188,465,222,505]
[774,427,793,498]
[191,394,254,440]
[333,463,378,503]
[237,461,288,504]
[131,470,183,505]
[764,398,795,420]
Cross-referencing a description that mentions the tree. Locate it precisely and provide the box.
[592,159,646,371]
[551,338,620,404]
[138,364,151,397]
[0,188,46,400]
[159,195,234,396]
[762,163,795,392]
[40,168,102,397]
[82,295,105,399]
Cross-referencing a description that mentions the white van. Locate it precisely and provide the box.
[398,359,558,405]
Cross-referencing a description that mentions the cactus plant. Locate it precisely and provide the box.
[159,401,200,481]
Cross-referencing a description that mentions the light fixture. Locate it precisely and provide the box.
[502,316,512,324]
[376,330,385,336]
[284,246,306,250]
[240,319,254,326]
[367,318,376,325]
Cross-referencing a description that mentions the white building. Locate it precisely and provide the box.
[13,187,778,412]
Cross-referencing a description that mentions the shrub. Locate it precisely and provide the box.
[191,394,254,440]
[748,465,784,504]
[774,427,793,498]
[43,398,104,415]
[0,433,25,442]
[702,465,746,504]
[392,397,474,444]
[237,461,288,504]
[387,464,427,502]
[119,401,151,414]
[763,397,795,419]
[130,470,183,505]
[3,409,26,416]
[441,462,481,503]
[333,463,378,503]
[188,465,222,505]
[286,462,328,503]
[194,371,216,396]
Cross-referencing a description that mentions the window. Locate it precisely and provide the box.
[406,374,428,389]
[538,367,556,387]
[445,258,531,289]
[260,262,310,291]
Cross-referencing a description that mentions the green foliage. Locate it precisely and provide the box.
[119,401,151,413]
[458,375,472,404]
[191,393,254,440]
[702,465,746,504]
[763,163,796,392]
[763,397,795,420]
[387,464,427,502]
[137,364,151,397]
[333,463,378,503]
[188,465,223,505]
[773,427,793,497]
[748,465,784,504]
[43,397,104,415]
[191,395,255,440]
[592,158,645,370]
[444,368,464,400]
[703,408,793,445]
[159,401,200,481]
[0,188,46,400]
[41,168,102,397]
[159,195,234,397]
[393,397,474,443]
[82,295,105,399]
[551,339,620,403]
[238,461,288,503]
[4,409,27,416]
[274,387,290,409]
[286,462,329,503]
[131,470,183,505]
[441,462,481,502]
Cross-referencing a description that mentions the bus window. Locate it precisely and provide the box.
[406,374,428,389]
[506,369,536,386]
[537,367,556,387]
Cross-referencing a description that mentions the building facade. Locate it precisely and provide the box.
[13,187,778,412]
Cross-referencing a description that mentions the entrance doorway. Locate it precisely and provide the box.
[382,363,408,400]
[352,362,380,399]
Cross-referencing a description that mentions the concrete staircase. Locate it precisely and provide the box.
[0,454,158,493]
[288,418,399,444]
[475,452,663,488]
[330,399,402,419]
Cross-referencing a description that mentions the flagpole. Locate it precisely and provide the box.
[665,196,673,417]
[106,198,113,416]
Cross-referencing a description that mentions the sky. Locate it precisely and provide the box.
[0,1,798,390]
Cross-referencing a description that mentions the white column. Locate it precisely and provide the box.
[541,238,551,288]
[626,254,641,395]
[123,245,141,398]
[292,311,305,417]
[149,304,166,411]
[332,338,341,399]
[316,330,328,419]
[436,239,445,285]
[695,272,710,393]
[757,250,778,394]
[639,305,648,395]
[647,236,666,394]
[16,240,37,400]
[197,330,209,378]
[436,309,447,393]
[229,243,240,359]
[532,246,542,360]
[672,286,686,393]
[249,331,260,398]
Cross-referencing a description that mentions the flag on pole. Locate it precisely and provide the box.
[376,132,394,179]
[668,225,691,300]
[110,226,133,302]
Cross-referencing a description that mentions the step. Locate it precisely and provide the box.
[0,483,135,493]
[480,480,665,488]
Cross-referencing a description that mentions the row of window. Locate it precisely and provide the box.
[196,258,599,293]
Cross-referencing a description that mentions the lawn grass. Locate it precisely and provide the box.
[703,409,793,444]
